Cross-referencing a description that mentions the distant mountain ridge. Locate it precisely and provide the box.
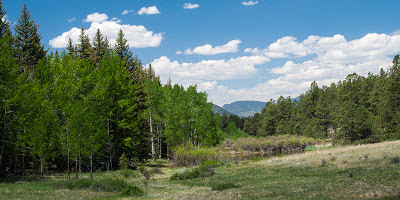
[222,101,266,117]
[212,104,234,116]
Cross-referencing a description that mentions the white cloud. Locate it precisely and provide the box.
[49,15,163,48]
[2,14,11,24]
[84,12,108,23]
[111,17,121,23]
[176,50,183,55]
[68,17,76,23]
[149,55,270,84]
[244,47,261,54]
[242,0,258,6]
[184,40,242,55]
[207,33,400,105]
[138,6,160,15]
[183,3,199,9]
[122,10,134,15]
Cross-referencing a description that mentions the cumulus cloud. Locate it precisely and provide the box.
[122,10,134,15]
[184,40,242,55]
[207,33,400,105]
[242,0,258,6]
[84,12,108,23]
[149,55,270,84]
[183,3,199,9]
[137,6,160,15]
[165,33,400,105]
[49,13,163,48]
[176,50,183,55]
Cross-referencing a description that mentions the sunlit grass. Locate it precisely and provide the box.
[1,141,399,199]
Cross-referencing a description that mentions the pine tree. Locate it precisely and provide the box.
[14,4,47,77]
[66,37,77,58]
[77,28,93,60]
[92,29,109,66]
[114,29,133,70]
[0,0,11,39]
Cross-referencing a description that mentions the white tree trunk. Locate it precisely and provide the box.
[150,114,155,162]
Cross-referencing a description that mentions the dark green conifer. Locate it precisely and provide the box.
[114,29,133,70]
[0,0,11,39]
[77,28,93,60]
[14,4,47,77]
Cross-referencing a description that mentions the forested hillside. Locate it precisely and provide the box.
[243,66,400,144]
[0,3,222,179]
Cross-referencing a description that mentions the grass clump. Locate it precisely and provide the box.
[170,165,215,181]
[121,169,137,178]
[225,135,318,152]
[122,185,144,196]
[200,160,224,168]
[172,143,222,166]
[56,178,144,196]
[211,182,241,191]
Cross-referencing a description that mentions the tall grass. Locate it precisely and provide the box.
[224,135,318,152]
[172,143,223,166]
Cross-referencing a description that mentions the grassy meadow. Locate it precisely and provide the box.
[0,140,399,199]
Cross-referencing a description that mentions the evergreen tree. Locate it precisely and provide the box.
[14,4,47,77]
[0,0,11,39]
[92,29,109,66]
[114,29,133,71]
[77,28,93,60]
[66,37,77,59]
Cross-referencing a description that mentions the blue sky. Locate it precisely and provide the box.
[3,0,400,106]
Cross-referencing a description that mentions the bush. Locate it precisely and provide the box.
[170,165,214,181]
[63,179,94,190]
[211,182,240,191]
[122,185,144,196]
[119,153,129,170]
[200,160,224,168]
[227,135,318,152]
[90,178,127,192]
[172,143,222,166]
[121,169,137,178]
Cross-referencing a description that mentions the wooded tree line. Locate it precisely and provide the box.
[0,2,221,179]
[243,58,400,144]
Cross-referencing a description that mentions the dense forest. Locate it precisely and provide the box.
[243,63,400,144]
[1,2,399,180]
[0,3,222,179]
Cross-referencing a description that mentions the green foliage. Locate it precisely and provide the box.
[121,185,144,196]
[56,178,143,196]
[200,160,224,168]
[225,135,317,152]
[172,143,221,166]
[13,4,47,76]
[225,121,249,140]
[119,153,129,170]
[121,169,137,178]
[170,165,215,181]
[211,182,240,191]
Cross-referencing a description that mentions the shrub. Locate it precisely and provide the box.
[119,153,129,170]
[121,169,137,178]
[56,178,143,196]
[211,182,240,191]
[64,179,94,190]
[170,165,214,181]
[172,143,222,166]
[200,160,224,168]
[90,178,127,192]
[122,185,144,196]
